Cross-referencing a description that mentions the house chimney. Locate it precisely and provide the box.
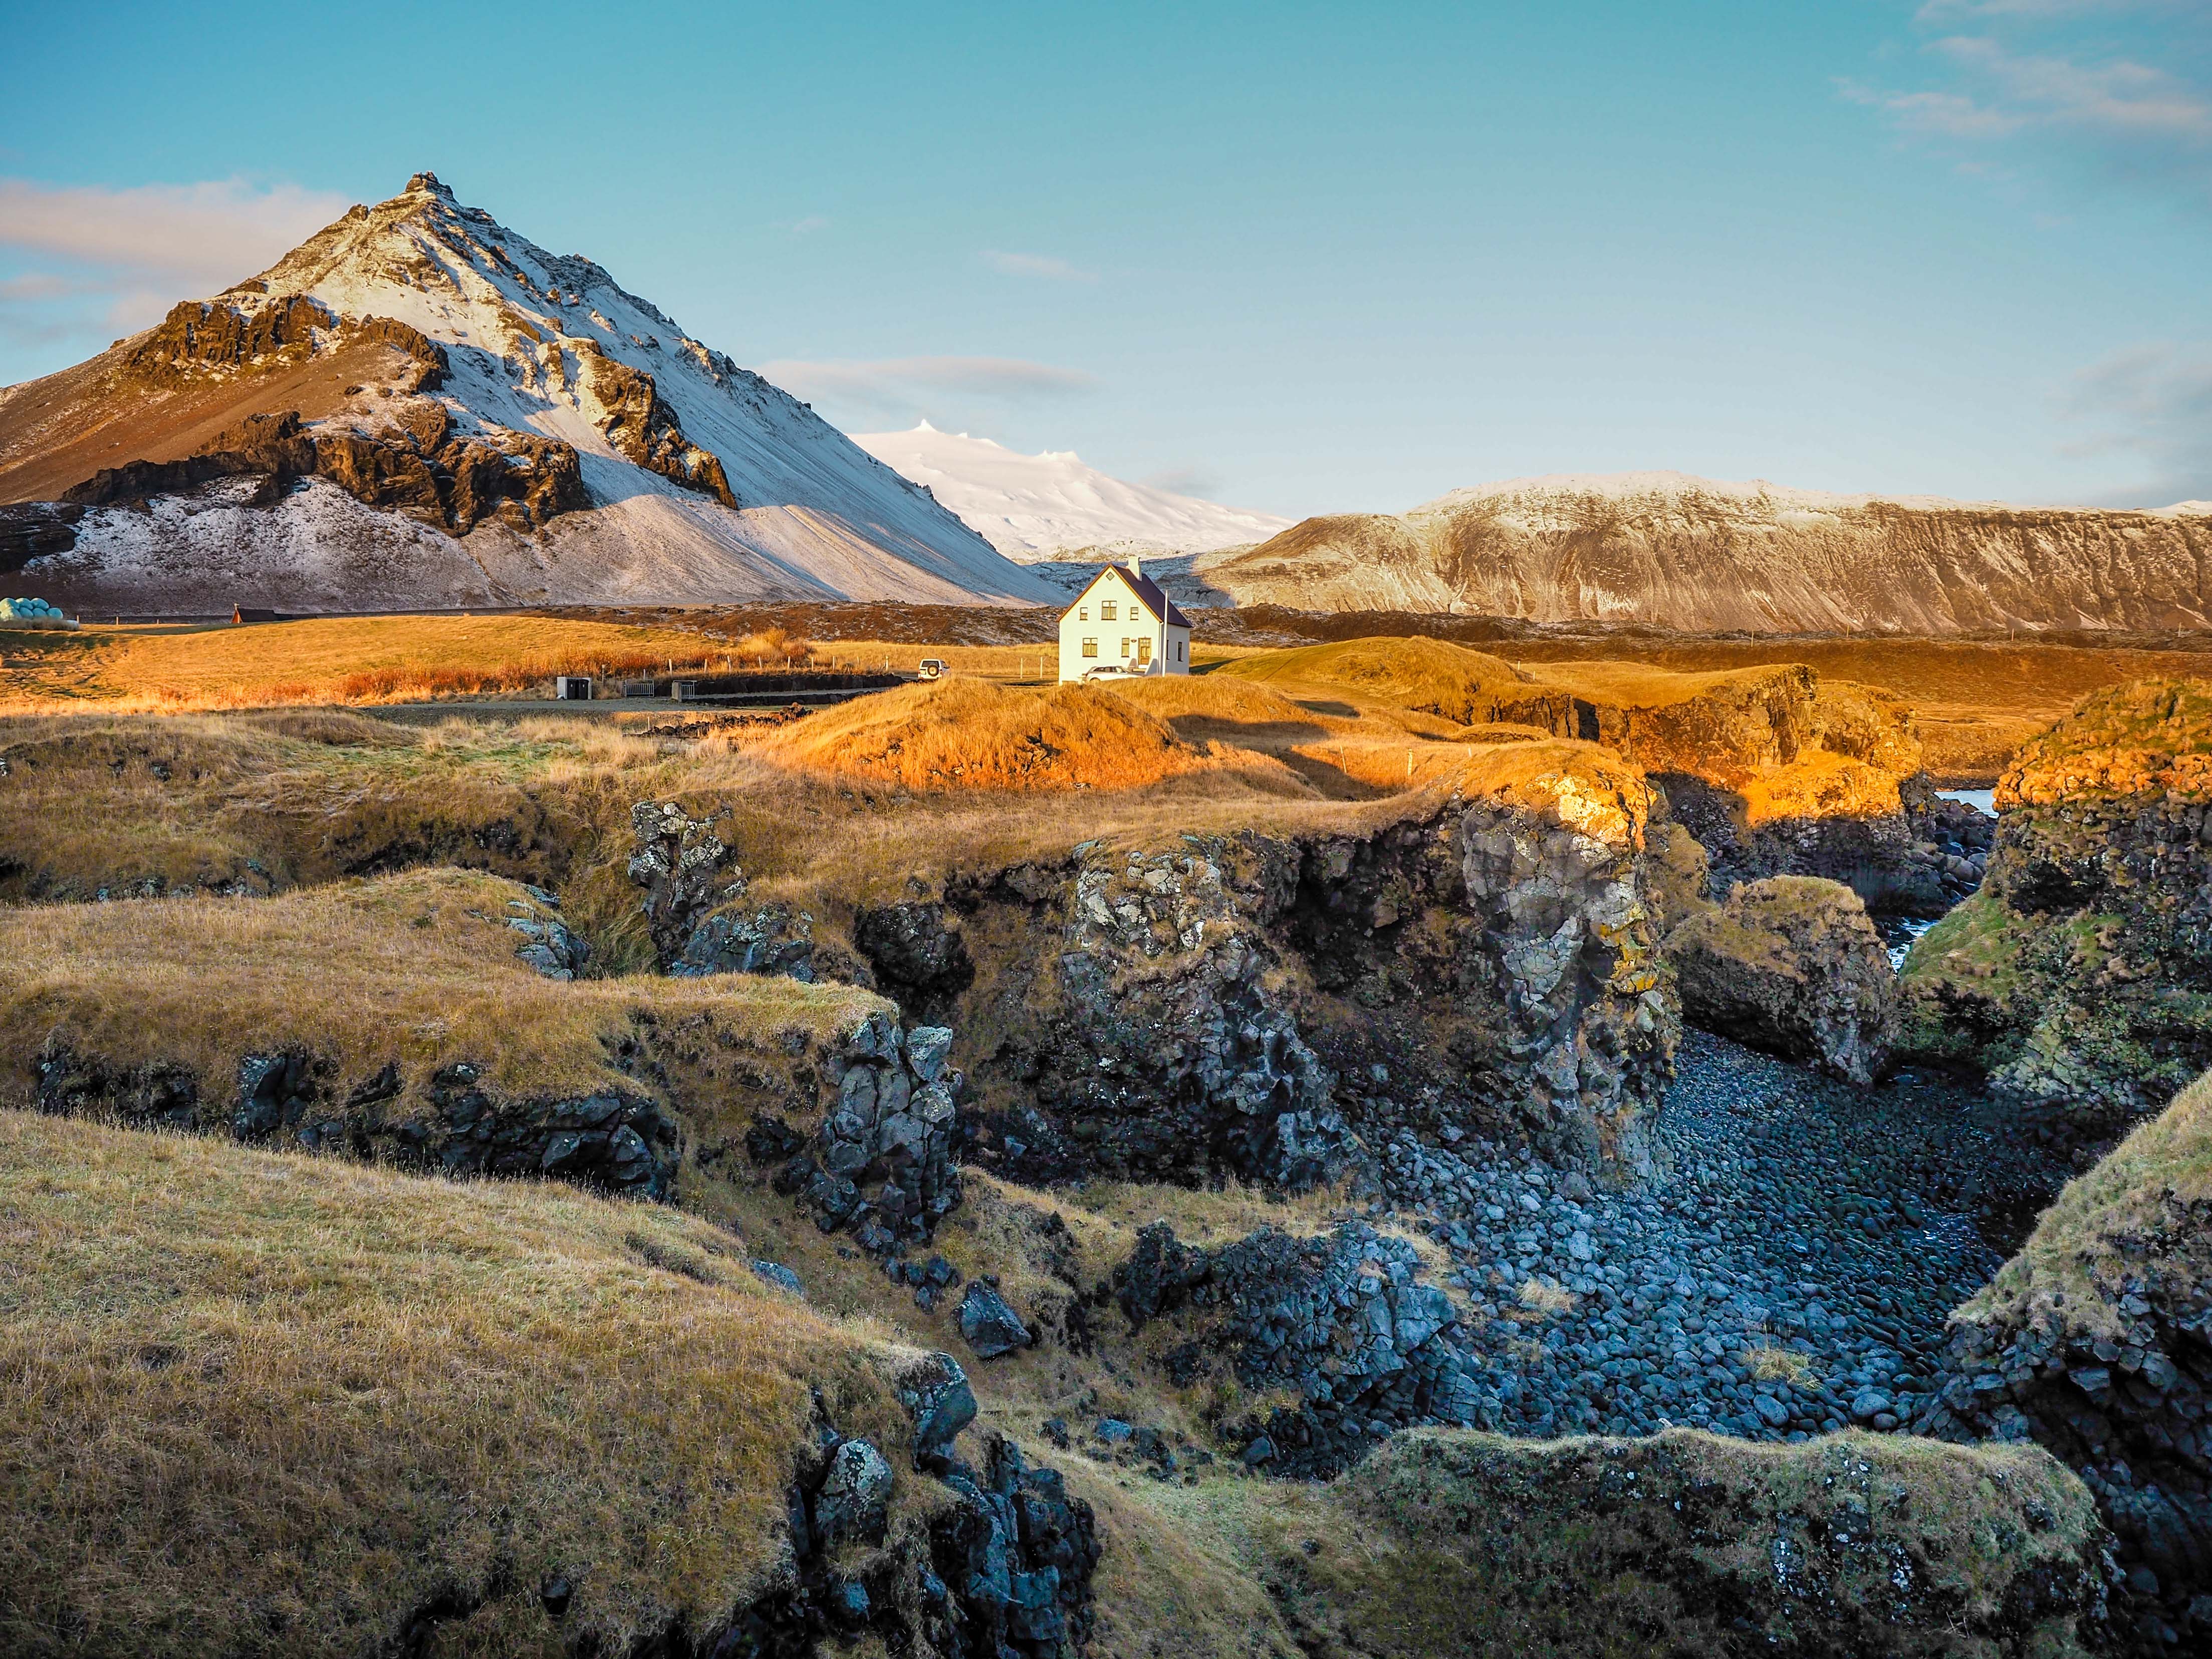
[1129,554,1142,580]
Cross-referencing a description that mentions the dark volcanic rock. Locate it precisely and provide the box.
[59,404,585,536]
[958,1282,1035,1359]
[1900,679,2212,1142]
[1919,1069,2212,1654]
[1111,1220,1490,1475]
[34,1043,675,1198]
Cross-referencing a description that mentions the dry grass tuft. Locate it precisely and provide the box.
[1515,1277,1578,1318]
[1742,1343,1819,1388]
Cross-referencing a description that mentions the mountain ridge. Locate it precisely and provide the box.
[1192,470,2212,632]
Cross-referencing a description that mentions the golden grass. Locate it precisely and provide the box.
[1514,1277,1578,1318]
[0,867,877,1105]
[1213,636,1534,725]
[738,676,1315,795]
[1517,658,1796,710]
[0,1108,912,1657]
[0,614,759,712]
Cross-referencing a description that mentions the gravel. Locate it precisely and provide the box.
[1363,1028,2072,1444]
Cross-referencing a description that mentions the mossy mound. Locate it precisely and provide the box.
[1246,1427,2107,1658]
[1929,1068,2212,1650]
[1666,875,1897,1084]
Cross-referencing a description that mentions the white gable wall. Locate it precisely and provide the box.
[1057,566,1191,681]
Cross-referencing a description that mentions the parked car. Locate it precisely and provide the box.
[1082,664,1142,681]
[917,658,947,680]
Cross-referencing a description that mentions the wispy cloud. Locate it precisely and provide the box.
[1842,6,2212,209]
[1840,81,2027,138]
[979,249,1097,282]
[1143,465,1219,499]
[789,214,830,236]
[2062,341,2212,505]
[760,353,1097,430]
[0,175,349,380]
[0,176,350,289]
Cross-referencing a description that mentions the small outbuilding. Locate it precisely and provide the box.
[1058,558,1191,681]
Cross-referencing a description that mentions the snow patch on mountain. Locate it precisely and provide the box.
[15,172,1060,610]
[850,421,1291,562]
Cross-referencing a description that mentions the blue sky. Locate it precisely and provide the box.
[3,1,2207,514]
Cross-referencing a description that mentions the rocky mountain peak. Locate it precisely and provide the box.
[403,170,454,199]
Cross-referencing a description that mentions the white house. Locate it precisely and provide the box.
[1058,558,1192,681]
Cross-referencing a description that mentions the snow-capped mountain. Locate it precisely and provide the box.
[850,421,1290,562]
[1193,470,2212,632]
[0,173,1056,613]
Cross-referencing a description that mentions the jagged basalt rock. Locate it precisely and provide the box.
[1112,1220,1493,1476]
[1667,875,1898,1084]
[628,799,871,985]
[579,343,739,507]
[34,1044,675,1198]
[60,404,585,535]
[710,1399,1095,1659]
[0,501,84,573]
[762,1012,964,1252]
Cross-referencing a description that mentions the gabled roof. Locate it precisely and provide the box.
[1066,563,1192,630]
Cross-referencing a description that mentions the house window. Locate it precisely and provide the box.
[1081,637,1098,658]
[1174,639,1183,661]
[1079,605,1088,620]
[1136,638,1152,664]
[1101,600,1117,621]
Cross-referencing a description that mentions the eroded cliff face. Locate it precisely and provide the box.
[1196,473,2212,633]
[648,757,1679,1192]
[1900,679,2212,1140]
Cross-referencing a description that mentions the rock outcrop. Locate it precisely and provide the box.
[1667,876,1898,1084]
[1900,678,2212,1141]
[1114,1220,1494,1476]
[953,766,1676,1192]
[658,753,1678,1193]
[1921,1067,2212,1653]
[753,1011,965,1255]
[724,1374,1097,1659]
[1261,1426,2111,1657]
[35,1043,677,1199]
[61,405,587,536]
[122,296,450,393]
[578,343,739,508]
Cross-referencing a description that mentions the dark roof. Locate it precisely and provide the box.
[1071,564,1191,630]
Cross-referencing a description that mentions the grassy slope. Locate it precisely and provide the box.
[0,1110,878,1657]
[0,614,754,712]
[1956,1066,2212,1344]
[0,866,874,1107]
